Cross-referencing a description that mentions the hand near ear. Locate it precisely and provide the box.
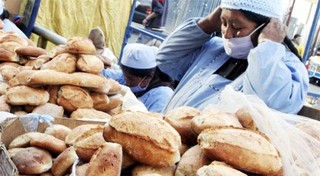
[258,18,287,44]
[198,6,222,34]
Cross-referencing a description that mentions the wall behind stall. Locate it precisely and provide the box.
[33,0,132,58]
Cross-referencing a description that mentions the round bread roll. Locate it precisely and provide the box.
[103,111,181,167]
[164,106,200,146]
[175,145,211,176]
[57,85,93,112]
[191,108,242,135]
[85,142,122,176]
[41,53,77,73]
[76,54,104,74]
[65,124,104,145]
[44,124,72,141]
[235,107,257,131]
[6,86,49,106]
[196,161,247,176]
[11,147,52,175]
[132,164,176,176]
[15,45,48,57]
[8,132,44,149]
[70,108,112,121]
[198,127,283,175]
[30,133,68,155]
[51,146,79,176]
[66,37,96,55]
[32,103,64,118]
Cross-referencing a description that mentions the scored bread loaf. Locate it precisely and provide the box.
[198,127,283,175]
[70,108,112,120]
[6,86,49,106]
[76,54,104,74]
[196,161,247,176]
[164,106,201,146]
[65,124,104,145]
[32,103,64,117]
[51,146,79,176]
[41,53,77,73]
[66,37,96,55]
[103,111,181,167]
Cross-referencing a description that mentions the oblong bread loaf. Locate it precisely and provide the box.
[51,146,78,176]
[196,161,247,176]
[15,45,48,57]
[32,103,64,118]
[41,53,77,73]
[44,124,72,141]
[132,164,176,176]
[30,133,68,154]
[66,37,96,55]
[191,109,243,135]
[6,86,49,106]
[164,106,200,146]
[8,69,37,87]
[198,127,283,175]
[0,42,22,52]
[76,54,104,74]
[65,124,104,145]
[103,111,181,167]
[70,108,112,121]
[0,48,20,62]
[8,132,44,149]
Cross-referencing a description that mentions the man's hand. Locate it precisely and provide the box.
[198,6,222,34]
[258,18,287,44]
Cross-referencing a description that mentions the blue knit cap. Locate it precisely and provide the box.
[220,0,283,19]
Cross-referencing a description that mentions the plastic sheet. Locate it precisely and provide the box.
[205,86,320,175]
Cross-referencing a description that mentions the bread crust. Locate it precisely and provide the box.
[51,146,78,176]
[32,103,64,118]
[66,37,96,54]
[6,86,49,106]
[41,53,77,73]
[76,54,104,74]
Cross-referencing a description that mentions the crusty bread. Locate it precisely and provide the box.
[8,69,36,87]
[70,108,112,120]
[191,109,243,135]
[0,48,20,62]
[44,124,72,141]
[51,146,79,176]
[198,127,283,175]
[175,145,211,176]
[85,142,122,176]
[66,37,96,55]
[7,148,25,158]
[76,54,104,74]
[30,133,68,155]
[65,124,104,145]
[11,147,52,175]
[164,106,200,146]
[15,45,48,57]
[235,107,257,131]
[48,44,68,58]
[0,82,9,95]
[57,85,93,112]
[0,33,28,46]
[25,55,50,69]
[6,86,49,106]
[32,103,64,117]
[0,65,19,81]
[132,164,176,176]
[0,95,10,112]
[106,94,123,113]
[196,161,247,176]
[90,92,110,112]
[47,85,60,104]
[103,111,181,167]
[41,53,77,73]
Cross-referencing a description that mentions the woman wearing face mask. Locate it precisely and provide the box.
[156,0,309,114]
[101,43,175,113]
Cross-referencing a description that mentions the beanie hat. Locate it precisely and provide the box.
[220,0,283,19]
[121,43,158,69]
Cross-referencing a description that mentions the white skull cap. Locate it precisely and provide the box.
[220,0,283,19]
[121,43,158,69]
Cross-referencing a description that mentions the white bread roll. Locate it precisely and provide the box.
[132,164,176,176]
[85,142,122,176]
[175,145,211,176]
[164,106,200,146]
[76,54,104,74]
[196,161,247,176]
[51,146,79,176]
[41,53,77,73]
[65,124,104,145]
[6,86,49,106]
[11,147,52,175]
[103,111,181,167]
[32,103,64,118]
[66,37,96,55]
[198,127,283,175]
[191,109,243,135]
[70,108,112,120]
[44,124,72,141]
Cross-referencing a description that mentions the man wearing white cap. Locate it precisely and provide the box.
[156,0,309,114]
[102,43,174,113]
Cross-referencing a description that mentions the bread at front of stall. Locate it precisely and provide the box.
[57,85,93,112]
[70,108,112,120]
[41,53,77,73]
[198,127,283,175]
[196,161,248,176]
[103,111,182,167]
[85,142,122,176]
[30,133,68,154]
[76,54,104,74]
[32,103,64,117]
[11,147,52,175]
[51,146,79,176]
[6,86,49,106]
[132,164,176,176]
[66,37,96,55]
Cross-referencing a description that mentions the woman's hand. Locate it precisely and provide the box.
[198,6,222,34]
[258,18,287,44]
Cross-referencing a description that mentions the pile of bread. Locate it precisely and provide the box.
[0,31,123,119]
[6,106,288,175]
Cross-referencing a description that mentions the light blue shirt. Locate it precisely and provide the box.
[101,69,174,113]
[156,18,309,114]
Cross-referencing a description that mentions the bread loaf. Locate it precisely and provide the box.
[57,85,93,112]
[0,48,20,62]
[76,54,104,74]
[0,65,19,81]
[44,124,72,141]
[41,53,77,73]
[0,82,9,95]
[85,142,122,176]
[66,37,96,55]
[51,146,78,176]
[90,92,110,112]
[8,69,36,87]
[132,164,176,176]
[47,85,60,104]
[0,33,28,46]
[25,55,50,69]
[198,127,283,175]
[196,161,247,176]
[0,95,10,112]
[32,103,64,117]
[30,133,68,154]
[70,108,112,120]
[11,147,52,175]
[7,148,25,158]
[164,106,200,146]
[0,42,22,52]
[103,111,181,167]
[6,86,49,106]
[8,132,44,149]
[105,94,123,113]
[48,45,68,58]
[65,124,104,145]
[15,46,48,57]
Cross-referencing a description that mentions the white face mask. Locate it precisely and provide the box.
[223,23,265,59]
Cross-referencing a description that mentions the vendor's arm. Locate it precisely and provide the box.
[141,87,174,113]
[156,7,222,81]
[243,19,309,114]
